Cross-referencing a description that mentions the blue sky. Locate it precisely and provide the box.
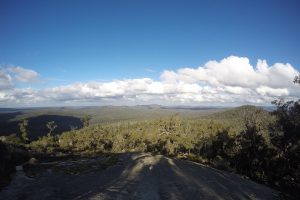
[0,0,299,106]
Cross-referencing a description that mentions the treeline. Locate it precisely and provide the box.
[14,103,295,194]
[1,103,299,196]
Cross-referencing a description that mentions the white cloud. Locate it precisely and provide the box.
[223,86,251,95]
[7,66,39,83]
[145,68,156,73]
[159,56,299,103]
[0,65,40,105]
[0,65,39,91]
[161,56,298,88]
[256,86,289,97]
[0,56,299,107]
[0,70,13,90]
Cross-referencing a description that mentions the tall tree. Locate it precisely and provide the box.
[268,75,300,188]
[46,121,57,136]
[81,115,92,128]
[18,119,29,143]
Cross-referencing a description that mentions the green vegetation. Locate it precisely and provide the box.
[206,105,275,135]
[18,119,29,143]
[81,115,92,127]
[0,103,299,197]
[46,121,57,136]
[26,102,300,196]
[0,106,223,139]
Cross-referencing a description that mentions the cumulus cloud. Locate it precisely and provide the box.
[159,56,299,104]
[0,56,299,106]
[0,65,40,106]
[161,56,298,88]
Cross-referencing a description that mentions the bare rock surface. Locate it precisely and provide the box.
[0,153,279,200]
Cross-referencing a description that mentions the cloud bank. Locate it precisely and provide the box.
[0,56,299,107]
